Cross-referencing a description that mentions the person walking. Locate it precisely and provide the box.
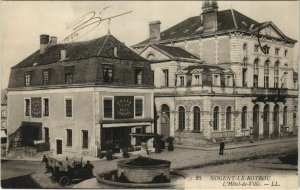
[219,140,225,155]
[41,155,50,173]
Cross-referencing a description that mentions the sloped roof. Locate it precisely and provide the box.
[152,44,200,59]
[13,34,147,69]
[133,9,296,47]
[183,65,234,75]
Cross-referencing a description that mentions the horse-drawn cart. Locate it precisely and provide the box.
[47,156,93,186]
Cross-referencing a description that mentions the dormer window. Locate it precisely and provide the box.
[192,74,201,86]
[43,69,50,85]
[61,50,67,60]
[213,74,220,86]
[25,73,31,87]
[64,66,74,84]
[177,75,185,87]
[135,68,143,84]
[103,66,114,83]
[264,46,270,55]
[225,75,233,86]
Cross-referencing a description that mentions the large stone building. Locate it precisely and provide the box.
[133,1,298,145]
[7,34,154,157]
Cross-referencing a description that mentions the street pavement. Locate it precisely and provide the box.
[1,137,298,188]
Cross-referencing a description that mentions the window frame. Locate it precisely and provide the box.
[25,73,31,87]
[253,59,259,87]
[241,106,247,129]
[24,98,31,116]
[213,106,220,131]
[81,130,89,149]
[64,97,73,118]
[162,69,169,87]
[103,65,114,83]
[66,129,73,147]
[264,60,270,88]
[254,44,259,53]
[178,106,185,130]
[134,96,144,118]
[42,69,50,85]
[64,66,74,84]
[274,61,279,88]
[135,68,143,85]
[226,106,232,130]
[43,97,50,117]
[193,106,201,132]
[103,96,114,119]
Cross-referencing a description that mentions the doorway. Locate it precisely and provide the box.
[56,139,62,154]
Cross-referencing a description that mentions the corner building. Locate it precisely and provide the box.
[7,34,154,157]
[133,1,298,145]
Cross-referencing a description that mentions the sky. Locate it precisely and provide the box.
[1,1,299,89]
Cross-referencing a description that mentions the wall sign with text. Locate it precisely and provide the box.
[114,96,134,119]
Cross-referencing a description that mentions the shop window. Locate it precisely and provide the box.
[213,106,219,130]
[65,98,72,117]
[43,98,49,117]
[82,130,88,149]
[66,129,72,147]
[25,73,31,87]
[193,107,201,131]
[178,106,185,130]
[25,99,30,116]
[103,66,114,83]
[226,107,232,130]
[104,99,113,118]
[43,69,50,85]
[163,69,169,87]
[135,68,143,85]
[135,98,143,117]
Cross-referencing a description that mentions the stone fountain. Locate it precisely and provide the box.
[96,133,185,188]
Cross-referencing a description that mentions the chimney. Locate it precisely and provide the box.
[61,49,67,60]
[49,36,57,46]
[40,34,50,54]
[149,20,161,43]
[202,0,218,32]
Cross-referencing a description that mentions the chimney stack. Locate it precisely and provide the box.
[202,0,218,32]
[40,34,50,54]
[149,20,161,43]
[49,36,57,46]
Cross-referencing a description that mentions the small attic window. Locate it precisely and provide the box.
[114,47,118,57]
[184,29,189,33]
[33,62,38,66]
[241,21,248,27]
[61,50,67,60]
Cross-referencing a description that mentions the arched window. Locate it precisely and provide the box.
[147,54,155,61]
[283,106,287,126]
[178,106,185,130]
[264,60,270,88]
[213,106,219,130]
[226,107,232,130]
[241,106,247,129]
[161,104,170,124]
[274,61,279,88]
[253,105,259,123]
[253,59,259,87]
[274,104,279,124]
[193,107,201,131]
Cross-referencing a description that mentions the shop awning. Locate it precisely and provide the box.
[1,130,7,138]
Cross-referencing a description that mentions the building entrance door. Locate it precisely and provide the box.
[56,139,62,154]
[160,104,170,138]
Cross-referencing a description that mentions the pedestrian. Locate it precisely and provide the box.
[219,140,225,155]
[41,154,50,173]
[84,160,94,178]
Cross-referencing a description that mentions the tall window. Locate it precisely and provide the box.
[264,60,269,88]
[43,69,50,85]
[213,75,219,86]
[163,70,169,87]
[225,76,232,86]
[241,106,247,129]
[193,107,201,131]
[283,106,287,126]
[135,68,143,84]
[254,45,259,53]
[65,98,72,117]
[66,129,72,147]
[275,48,280,56]
[213,106,219,130]
[179,76,185,86]
[194,75,200,86]
[293,106,297,128]
[104,99,113,118]
[25,73,31,87]
[64,66,74,84]
[284,49,288,57]
[25,99,30,116]
[226,107,232,130]
[82,130,88,149]
[253,105,259,123]
[135,98,143,117]
[178,106,185,130]
[43,98,49,117]
[242,57,248,87]
[274,61,279,88]
[253,59,259,87]
[103,66,114,83]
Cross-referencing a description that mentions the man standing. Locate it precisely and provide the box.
[219,140,225,155]
[84,160,94,178]
[41,155,49,173]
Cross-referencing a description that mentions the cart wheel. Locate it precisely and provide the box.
[59,176,70,186]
